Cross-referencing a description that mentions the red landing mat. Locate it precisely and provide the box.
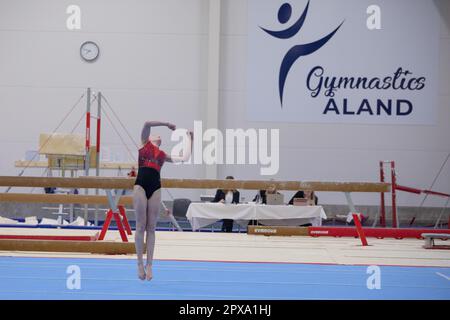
[308,227,450,239]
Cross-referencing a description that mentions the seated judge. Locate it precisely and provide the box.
[211,176,240,232]
[249,184,282,226]
[289,190,319,227]
[252,184,281,204]
[289,190,318,205]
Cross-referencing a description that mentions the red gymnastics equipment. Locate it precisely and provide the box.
[83,89,131,242]
[379,160,450,228]
[98,204,132,242]
[308,226,450,239]
[352,213,368,246]
[309,161,449,240]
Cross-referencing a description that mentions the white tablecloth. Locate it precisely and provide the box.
[186,203,327,231]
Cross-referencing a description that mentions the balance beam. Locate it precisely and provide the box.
[15,160,137,170]
[0,239,136,254]
[0,176,390,192]
[0,193,133,205]
[0,234,98,241]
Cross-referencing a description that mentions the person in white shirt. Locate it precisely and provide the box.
[211,176,240,232]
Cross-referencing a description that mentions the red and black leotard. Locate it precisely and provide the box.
[134,141,167,199]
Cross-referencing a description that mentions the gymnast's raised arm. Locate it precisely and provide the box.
[166,130,193,163]
[141,121,176,145]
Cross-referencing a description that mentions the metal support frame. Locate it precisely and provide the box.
[51,204,67,225]
[105,189,121,212]
[377,161,399,228]
[390,161,398,228]
[434,197,450,229]
[69,169,75,223]
[379,161,386,227]
[205,0,221,181]
[161,201,183,232]
[344,192,357,223]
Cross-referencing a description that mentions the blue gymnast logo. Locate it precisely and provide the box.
[260,1,344,107]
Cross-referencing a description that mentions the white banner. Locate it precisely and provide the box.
[247,0,440,124]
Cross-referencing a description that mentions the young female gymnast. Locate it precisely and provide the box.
[133,121,192,280]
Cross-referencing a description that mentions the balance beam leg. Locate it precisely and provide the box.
[119,205,132,235]
[352,213,369,246]
[98,209,113,241]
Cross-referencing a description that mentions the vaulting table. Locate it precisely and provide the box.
[186,203,327,231]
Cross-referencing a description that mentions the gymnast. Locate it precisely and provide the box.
[133,121,193,280]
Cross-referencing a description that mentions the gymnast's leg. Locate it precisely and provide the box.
[133,185,147,280]
[145,188,161,281]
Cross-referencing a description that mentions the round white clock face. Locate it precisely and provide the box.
[80,41,99,62]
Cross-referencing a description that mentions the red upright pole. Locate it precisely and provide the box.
[83,88,91,226]
[391,161,398,228]
[94,92,101,226]
[96,117,100,153]
[85,87,91,174]
[96,93,101,156]
[85,112,91,154]
[379,161,386,227]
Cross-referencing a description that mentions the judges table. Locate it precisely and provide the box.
[186,203,327,231]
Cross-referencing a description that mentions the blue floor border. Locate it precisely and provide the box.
[0,256,448,300]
